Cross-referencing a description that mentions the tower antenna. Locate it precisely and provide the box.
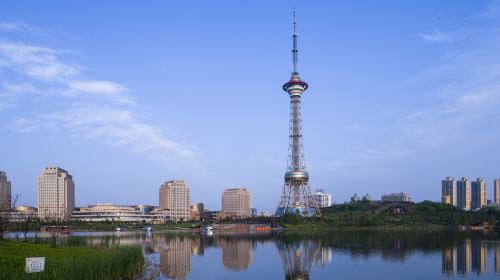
[292,9,298,75]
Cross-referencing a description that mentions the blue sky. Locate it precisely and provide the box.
[1,1,500,212]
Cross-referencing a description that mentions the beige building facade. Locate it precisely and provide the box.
[457,177,471,210]
[0,171,11,211]
[222,188,252,218]
[494,179,500,206]
[37,167,75,220]
[441,177,456,206]
[159,180,190,221]
[471,178,487,210]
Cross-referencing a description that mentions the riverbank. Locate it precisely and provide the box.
[0,239,143,279]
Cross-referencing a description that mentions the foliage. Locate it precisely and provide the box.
[0,239,143,279]
[284,201,500,228]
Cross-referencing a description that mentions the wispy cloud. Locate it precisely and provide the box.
[40,105,197,161]
[0,31,198,165]
[418,29,459,43]
[0,22,29,32]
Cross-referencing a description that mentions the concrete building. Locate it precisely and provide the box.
[190,203,204,221]
[442,177,456,206]
[494,179,500,206]
[222,188,252,218]
[159,180,190,221]
[313,189,332,208]
[71,204,159,223]
[457,177,471,210]
[0,171,11,211]
[37,167,75,220]
[381,193,411,203]
[471,178,487,210]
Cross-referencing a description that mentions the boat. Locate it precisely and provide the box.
[141,226,153,232]
[203,225,214,236]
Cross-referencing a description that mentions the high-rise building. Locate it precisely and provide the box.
[276,11,320,217]
[313,189,332,208]
[222,188,252,218]
[494,179,500,206]
[441,177,456,206]
[37,167,75,220]
[471,178,487,210]
[159,180,190,221]
[457,177,471,210]
[0,171,12,211]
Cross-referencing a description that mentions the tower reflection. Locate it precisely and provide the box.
[275,240,332,280]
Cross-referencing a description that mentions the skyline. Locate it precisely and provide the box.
[2,1,500,211]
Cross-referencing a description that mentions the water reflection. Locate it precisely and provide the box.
[47,230,500,279]
[276,240,332,280]
[216,237,254,270]
[442,239,495,276]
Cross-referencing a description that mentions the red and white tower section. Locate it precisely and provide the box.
[276,12,321,217]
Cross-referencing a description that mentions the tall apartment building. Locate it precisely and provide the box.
[313,189,332,208]
[457,177,471,210]
[471,178,487,210]
[37,167,75,220]
[494,179,500,205]
[159,180,190,221]
[442,177,456,206]
[0,171,12,211]
[222,188,252,218]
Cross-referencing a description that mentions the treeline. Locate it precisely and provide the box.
[280,201,500,228]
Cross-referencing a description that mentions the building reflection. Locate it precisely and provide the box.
[159,237,192,280]
[216,238,254,270]
[442,239,491,277]
[275,240,333,280]
[495,246,500,273]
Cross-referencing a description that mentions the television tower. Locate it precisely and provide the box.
[276,11,321,217]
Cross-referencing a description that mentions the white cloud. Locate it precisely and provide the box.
[0,42,79,81]
[68,80,133,104]
[41,106,197,161]
[9,118,39,133]
[0,22,27,32]
[0,36,198,166]
[418,29,453,43]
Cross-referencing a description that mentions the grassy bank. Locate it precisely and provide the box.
[0,240,143,279]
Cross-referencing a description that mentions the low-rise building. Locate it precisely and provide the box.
[350,193,360,203]
[190,203,204,221]
[381,192,411,203]
[71,204,164,223]
[313,189,332,208]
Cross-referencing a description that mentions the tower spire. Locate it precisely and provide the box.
[292,9,298,75]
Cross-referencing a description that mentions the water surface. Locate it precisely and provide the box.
[28,230,500,279]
